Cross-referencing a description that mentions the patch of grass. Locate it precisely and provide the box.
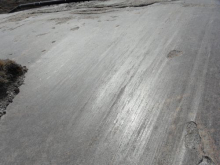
[0,59,26,86]
[4,60,24,78]
[0,59,27,117]
[0,72,8,86]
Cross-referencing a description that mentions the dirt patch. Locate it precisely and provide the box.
[167,50,183,58]
[3,13,34,23]
[0,0,49,14]
[0,59,27,119]
[185,121,202,150]
[70,26,79,31]
[185,121,216,165]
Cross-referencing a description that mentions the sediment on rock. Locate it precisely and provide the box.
[185,122,216,165]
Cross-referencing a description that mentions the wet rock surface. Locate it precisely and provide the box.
[0,0,220,164]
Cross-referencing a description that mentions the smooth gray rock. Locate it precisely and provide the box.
[0,0,220,164]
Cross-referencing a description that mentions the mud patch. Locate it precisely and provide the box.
[167,50,183,58]
[185,121,201,150]
[0,59,27,119]
[70,27,79,31]
[185,122,216,165]
[3,13,35,23]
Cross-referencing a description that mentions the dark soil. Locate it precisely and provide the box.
[0,59,27,118]
[0,0,49,14]
[0,0,91,14]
